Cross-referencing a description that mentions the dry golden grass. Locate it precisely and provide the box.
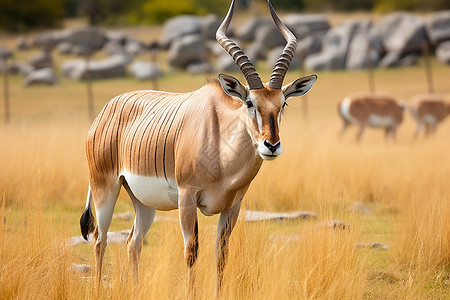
[0,60,449,299]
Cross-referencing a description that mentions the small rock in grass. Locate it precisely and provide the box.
[113,212,133,221]
[72,263,92,273]
[357,242,389,250]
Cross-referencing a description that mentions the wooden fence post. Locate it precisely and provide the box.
[422,42,435,95]
[366,44,375,94]
[85,55,94,121]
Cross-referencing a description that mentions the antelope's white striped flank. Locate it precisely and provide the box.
[79,0,317,296]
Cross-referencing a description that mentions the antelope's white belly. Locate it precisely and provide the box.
[121,170,179,210]
[368,114,395,127]
[340,99,359,124]
[423,114,437,124]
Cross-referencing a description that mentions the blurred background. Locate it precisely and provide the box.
[0,1,450,299]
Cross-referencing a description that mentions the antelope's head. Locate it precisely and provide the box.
[216,0,317,161]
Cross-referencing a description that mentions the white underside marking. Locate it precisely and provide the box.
[121,170,179,211]
[368,114,395,127]
[423,114,437,124]
[340,98,359,124]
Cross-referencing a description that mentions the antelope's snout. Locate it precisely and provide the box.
[257,140,282,160]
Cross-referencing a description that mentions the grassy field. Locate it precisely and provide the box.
[0,55,449,299]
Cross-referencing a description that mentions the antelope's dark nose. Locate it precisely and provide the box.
[264,140,281,153]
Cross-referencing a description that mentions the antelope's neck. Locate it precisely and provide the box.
[175,91,262,187]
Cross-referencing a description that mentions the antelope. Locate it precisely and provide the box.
[338,93,405,141]
[409,94,450,138]
[79,0,317,295]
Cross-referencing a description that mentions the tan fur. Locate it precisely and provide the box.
[338,93,405,141]
[84,1,317,294]
[409,94,450,137]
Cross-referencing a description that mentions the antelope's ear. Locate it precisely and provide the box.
[218,73,248,102]
[282,74,317,100]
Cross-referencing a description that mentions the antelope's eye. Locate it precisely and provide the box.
[246,100,253,108]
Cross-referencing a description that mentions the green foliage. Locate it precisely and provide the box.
[0,0,65,31]
[303,0,374,11]
[267,0,305,10]
[139,0,206,24]
[374,0,450,11]
[191,0,231,16]
[374,0,420,12]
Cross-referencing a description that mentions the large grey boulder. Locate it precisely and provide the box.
[202,14,221,40]
[236,18,272,41]
[215,53,239,72]
[61,60,83,78]
[377,13,427,55]
[187,62,214,74]
[284,14,330,39]
[379,51,419,68]
[29,51,53,69]
[305,21,359,70]
[124,38,145,56]
[168,35,206,69]
[32,31,64,51]
[129,61,163,80]
[297,35,324,58]
[161,15,203,49]
[103,40,126,56]
[62,55,129,80]
[63,27,106,55]
[8,61,34,76]
[25,68,58,86]
[245,42,267,62]
[0,46,13,60]
[426,10,450,46]
[57,42,73,55]
[105,30,127,44]
[267,46,300,70]
[16,37,30,50]
[436,41,450,64]
[346,23,384,69]
[254,24,286,50]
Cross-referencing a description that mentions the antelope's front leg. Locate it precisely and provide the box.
[215,200,241,297]
[178,188,199,298]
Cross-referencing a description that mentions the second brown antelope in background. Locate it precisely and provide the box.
[409,94,450,138]
[79,0,316,297]
[338,93,405,141]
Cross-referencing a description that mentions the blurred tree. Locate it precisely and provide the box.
[130,0,205,24]
[191,0,231,15]
[304,0,374,11]
[375,0,450,11]
[0,0,65,31]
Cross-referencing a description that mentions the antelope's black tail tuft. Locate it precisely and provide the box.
[80,186,95,241]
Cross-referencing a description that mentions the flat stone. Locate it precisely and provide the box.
[242,210,317,222]
[129,61,163,80]
[348,201,370,214]
[72,263,92,273]
[25,68,58,86]
[357,242,388,250]
[113,212,134,221]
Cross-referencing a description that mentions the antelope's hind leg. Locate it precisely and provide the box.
[91,183,121,285]
[123,181,156,281]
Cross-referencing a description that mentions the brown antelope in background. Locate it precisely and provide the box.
[338,93,405,141]
[409,94,450,138]
[79,0,317,294]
